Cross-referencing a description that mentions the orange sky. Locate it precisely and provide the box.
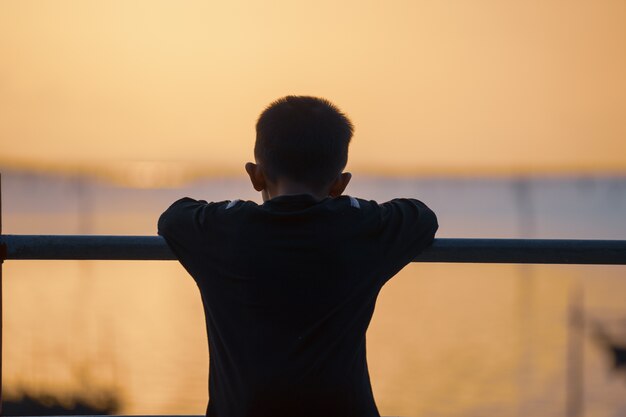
[1,0,625,183]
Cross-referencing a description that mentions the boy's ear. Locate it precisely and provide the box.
[245,162,266,192]
[328,172,352,198]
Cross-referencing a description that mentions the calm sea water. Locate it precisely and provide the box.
[2,171,626,416]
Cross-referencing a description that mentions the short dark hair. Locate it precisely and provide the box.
[255,96,354,188]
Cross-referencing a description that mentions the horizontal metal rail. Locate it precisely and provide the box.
[1,235,625,264]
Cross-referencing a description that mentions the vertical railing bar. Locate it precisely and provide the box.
[0,172,4,416]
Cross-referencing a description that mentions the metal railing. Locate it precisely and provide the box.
[2,234,626,264]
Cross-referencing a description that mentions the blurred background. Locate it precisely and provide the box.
[1,1,625,416]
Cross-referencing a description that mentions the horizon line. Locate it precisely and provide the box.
[1,160,626,189]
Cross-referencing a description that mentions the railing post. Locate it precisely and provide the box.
[566,284,585,417]
[0,172,4,416]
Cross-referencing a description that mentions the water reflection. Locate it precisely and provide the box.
[2,171,626,416]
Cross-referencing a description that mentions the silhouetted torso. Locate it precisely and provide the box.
[158,194,437,417]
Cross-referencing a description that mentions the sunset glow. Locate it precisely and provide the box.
[3,3,626,416]
[1,0,626,181]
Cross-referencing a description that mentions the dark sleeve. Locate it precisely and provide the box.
[157,197,217,260]
[378,198,438,268]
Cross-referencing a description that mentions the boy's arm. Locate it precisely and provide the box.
[157,197,213,258]
[378,198,438,263]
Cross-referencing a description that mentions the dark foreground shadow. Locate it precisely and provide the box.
[2,390,121,416]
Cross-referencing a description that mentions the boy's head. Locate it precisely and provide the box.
[246,96,354,200]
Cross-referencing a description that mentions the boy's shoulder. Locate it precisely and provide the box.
[163,195,433,216]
